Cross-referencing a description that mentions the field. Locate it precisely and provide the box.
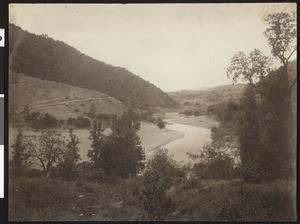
[9,177,296,221]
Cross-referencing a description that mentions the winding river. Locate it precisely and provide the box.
[145,114,218,164]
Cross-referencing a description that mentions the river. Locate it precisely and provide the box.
[146,115,216,164]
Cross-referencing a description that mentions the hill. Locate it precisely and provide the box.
[167,83,246,116]
[168,84,246,105]
[9,24,176,110]
[9,71,127,122]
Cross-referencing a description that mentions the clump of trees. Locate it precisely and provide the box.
[67,116,91,128]
[22,106,59,129]
[88,110,145,179]
[10,128,81,179]
[226,12,296,180]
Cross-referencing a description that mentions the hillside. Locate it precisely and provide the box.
[9,71,127,122]
[167,83,246,116]
[169,83,246,106]
[9,24,176,110]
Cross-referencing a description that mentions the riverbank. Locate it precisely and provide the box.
[164,113,219,129]
[138,122,184,153]
[9,114,219,163]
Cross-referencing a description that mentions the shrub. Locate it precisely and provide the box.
[189,144,237,180]
[67,116,91,128]
[138,149,185,220]
[157,117,165,129]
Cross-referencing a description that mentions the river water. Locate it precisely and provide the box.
[146,116,214,164]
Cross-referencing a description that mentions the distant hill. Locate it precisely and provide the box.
[168,83,246,106]
[9,24,176,110]
[9,71,127,122]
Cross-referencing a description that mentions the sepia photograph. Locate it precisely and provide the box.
[8,3,296,221]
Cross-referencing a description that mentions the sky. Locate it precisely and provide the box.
[9,3,296,92]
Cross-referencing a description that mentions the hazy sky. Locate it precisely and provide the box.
[9,3,296,92]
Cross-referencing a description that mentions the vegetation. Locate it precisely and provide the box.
[138,149,185,220]
[88,110,145,178]
[22,107,59,129]
[9,12,296,222]
[10,129,32,176]
[226,12,296,180]
[57,129,81,180]
[9,24,176,109]
[67,116,91,128]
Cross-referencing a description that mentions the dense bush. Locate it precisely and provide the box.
[157,117,165,129]
[23,110,59,129]
[67,116,91,128]
[138,149,185,220]
[190,144,238,180]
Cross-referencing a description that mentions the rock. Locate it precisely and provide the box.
[114,201,124,209]
[172,211,180,216]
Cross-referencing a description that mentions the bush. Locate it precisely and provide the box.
[190,144,237,180]
[67,116,91,128]
[23,111,59,129]
[157,117,165,129]
[138,149,185,220]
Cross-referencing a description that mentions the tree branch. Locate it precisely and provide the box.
[289,76,297,96]
[287,48,297,62]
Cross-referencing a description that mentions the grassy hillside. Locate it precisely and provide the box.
[168,84,246,115]
[9,177,295,221]
[9,24,176,110]
[169,84,246,104]
[9,71,127,122]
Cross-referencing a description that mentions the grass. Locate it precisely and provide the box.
[169,178,296,221]
[9,176,296,221]
[9,177,146,221]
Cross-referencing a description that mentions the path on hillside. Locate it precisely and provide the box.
[29,97,113,108]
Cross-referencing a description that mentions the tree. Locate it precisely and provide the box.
[98,110,145,178]
[226,12,296,180]
[87,104,97,119]
[57,129,81,180]
[264,12,296,66]
[28,130,65,176]
[11,129,32,174]
[139,149,184,220]
[226,49,273,88]
[87,118,106,170]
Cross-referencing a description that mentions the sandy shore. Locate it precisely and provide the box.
[138,122,185,153]
[164,114,219,129]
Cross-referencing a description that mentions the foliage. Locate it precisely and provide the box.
[10,129,32,175]
[226,49,273,86]
[23,109,59,129]
[100,110,145,178]
[264,12,296,65]
[57,129,81,180]
[9,24,176,109]
[157,117,165,129]
[138,148,185,220]
[189,143,237,180]
[67,116,91,128]
[28,130,66,175]
[225,12,296,180]
[87,110,145,179]
[87,119,106,172]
